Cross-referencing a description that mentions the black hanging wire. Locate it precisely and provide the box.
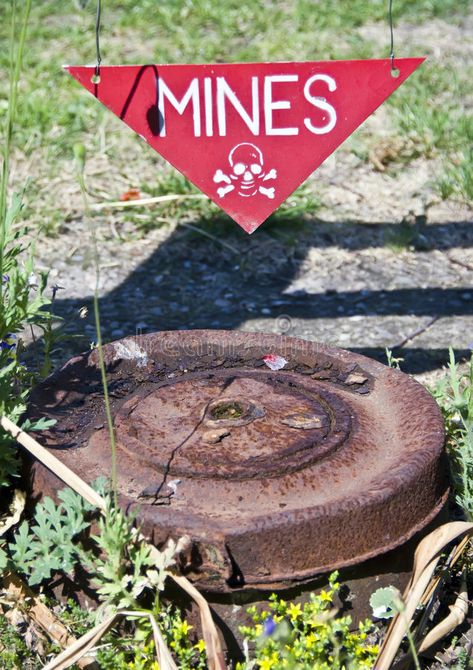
[93,0,102,83]
[388,0,399,76]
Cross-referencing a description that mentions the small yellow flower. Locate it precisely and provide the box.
[258,651,279,669]
[319,590,333,603]
[195,639,206,653]
[287,602,301,620]
[174,619,192,639]
[366,644,380,654]
[305,632,316,649]
[180,620,192,635]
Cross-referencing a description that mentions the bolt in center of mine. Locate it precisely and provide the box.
[210,400,245,420]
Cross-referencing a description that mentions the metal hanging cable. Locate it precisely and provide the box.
[93,0,102,83]
[388,0,399,76]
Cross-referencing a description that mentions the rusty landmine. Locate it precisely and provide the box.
[26,330,448,593]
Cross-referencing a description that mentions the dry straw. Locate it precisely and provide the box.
[1,414,471,669]
[375,520,473,669]
[0,415,226,670]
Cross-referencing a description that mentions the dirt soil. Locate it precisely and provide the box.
[26,169,473,390]
[16,15,472,389]
[8,14,473,667]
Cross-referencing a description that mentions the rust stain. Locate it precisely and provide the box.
[26,330,448,593]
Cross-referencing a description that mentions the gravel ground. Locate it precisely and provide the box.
[7,12,473,667]
[30,159,473,388]
[20,13,471,389]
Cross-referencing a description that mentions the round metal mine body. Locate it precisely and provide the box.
[27,331,448,592]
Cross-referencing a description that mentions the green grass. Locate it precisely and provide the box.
[0,0,471,236]
[390,64,472,153]
[0,615,44,669]
[436,148,473,204]
[389,61,473,202]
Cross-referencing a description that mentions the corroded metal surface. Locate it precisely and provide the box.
[26,331,448,592]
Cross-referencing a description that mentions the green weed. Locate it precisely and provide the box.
[0,615,43,670]
[383,213,430,253]
[384,217,418,252]
[388,63,472,204]
[437,148,473,205]
[0,481,206,669]
[432,349,473,520]
[391,66,472,159]
[52,596,206,670]
[385,347,404,369]
[0,486,95,584]
[238,572,378,669]
[0,479,173,608]
[0,0,57,486]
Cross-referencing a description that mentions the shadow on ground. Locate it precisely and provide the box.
[41,212,473,375]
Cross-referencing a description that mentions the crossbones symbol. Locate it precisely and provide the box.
[213,143,277,199]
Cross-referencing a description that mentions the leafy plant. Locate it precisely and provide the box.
[79,494,179,612]
[0,192,54,485]
[1,482,206,668]
[52,597,206,670]
[1,479,174,609]
[385,347,403,370]
[135,599,206,670]
[369,586,422,670]
[432,348,473,519]
[369,586,399,620]
[0,614,41,670]
[237,572,379,669]
[0,0,57,487]
[2,487,94,585]
[450,643,473,670]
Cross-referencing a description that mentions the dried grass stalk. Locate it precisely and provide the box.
[409,532,471,651]
[2,572,99,670]
[417,568,469,654]
[90,194,208,211]
[1,415,225,670]
[0,416,105,511]
[42,610,177,670]
[0,489,25,536]
[170,571,227,670]
[418,533,469,609]
[375,521,473,670]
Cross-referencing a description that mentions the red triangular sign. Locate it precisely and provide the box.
[67,59,423,233]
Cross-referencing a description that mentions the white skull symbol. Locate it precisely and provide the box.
[229,143,264,197]
[212,143,277,199]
